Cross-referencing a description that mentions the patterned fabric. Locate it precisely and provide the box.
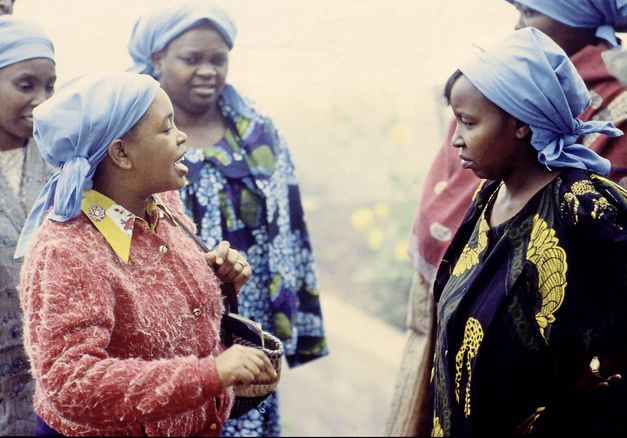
[576,44,627,185]
[0,147,25,196]
[179,85,327,436]
[19,190,233,436]
[81,190,171,262]
[428,169,627,436]
[0,139,53,436]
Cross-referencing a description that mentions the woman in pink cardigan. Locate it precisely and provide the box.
[15,72,276,436]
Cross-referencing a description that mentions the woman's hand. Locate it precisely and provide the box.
[205,241,251,292]
[576,356,623,392]
[215,345,278,388]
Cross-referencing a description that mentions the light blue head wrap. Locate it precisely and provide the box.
[508,0,627,47]
[0,15,55,69]
[14,72,161,258]
[128,0,236,78]
[459,27,622,175]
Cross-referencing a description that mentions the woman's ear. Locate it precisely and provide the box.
[107,139,133,170]
[515,120,531,140]
[151,51,164,78]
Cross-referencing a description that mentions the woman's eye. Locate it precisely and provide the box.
[212,57,227,67]
[17,82,33,91]
[183,57,199,65]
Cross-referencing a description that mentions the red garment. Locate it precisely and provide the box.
[574,45,627,183]
[19,191,232,437]
[410,44,627,284]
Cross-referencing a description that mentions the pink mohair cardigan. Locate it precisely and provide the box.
[19,191,233,436]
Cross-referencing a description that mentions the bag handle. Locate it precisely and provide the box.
[171,213,239,315]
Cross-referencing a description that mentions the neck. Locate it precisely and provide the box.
[172,102,228,149]
[173,102,222,130]
[93,166,149,219]
[488,148,561,227]
[562,28,598,57]
[0,130,28,151]
[502,163,559,200]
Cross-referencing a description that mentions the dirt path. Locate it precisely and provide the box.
[280,293,405,436]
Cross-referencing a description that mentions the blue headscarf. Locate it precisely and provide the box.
[508,0,627,47]
[459,27,622,175]
[14,72,161,258]
[0,15,55,68]
[128,0,236,78]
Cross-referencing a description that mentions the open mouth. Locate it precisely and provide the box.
[174,157,188,174]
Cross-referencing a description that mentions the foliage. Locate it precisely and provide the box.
[348,175,417,329]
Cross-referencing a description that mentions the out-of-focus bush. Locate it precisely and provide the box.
[348,174,415,329]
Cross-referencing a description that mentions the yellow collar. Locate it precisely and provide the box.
[80,189,174,262]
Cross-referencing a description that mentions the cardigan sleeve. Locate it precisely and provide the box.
[20,234,223,427]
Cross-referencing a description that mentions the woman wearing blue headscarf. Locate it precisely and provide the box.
[388,3,627,435]
[509,0,627,186]
[424,28,627,436]
[16,71,276,436]
[0,15,55,436]
[128,2,328,436]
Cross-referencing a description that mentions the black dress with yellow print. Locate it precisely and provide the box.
[427,168,627,437]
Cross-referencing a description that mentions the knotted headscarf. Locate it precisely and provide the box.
[128,0,236,78]
[0,15,54,68]
[508,0,627,47]
[459,27,622,175]
[14,72,161,258]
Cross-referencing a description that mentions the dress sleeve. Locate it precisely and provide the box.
[20,236,222,427]
[523,175,627,435]
[270,124,329,367]
[562,176,627,353]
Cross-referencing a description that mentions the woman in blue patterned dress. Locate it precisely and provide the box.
[127,2,328,436]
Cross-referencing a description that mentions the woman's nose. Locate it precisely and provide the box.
[31,87,50,108]
[514,14,525,31]
[177,129,189,145]
[451,126,464,148]
[196,63,217,77]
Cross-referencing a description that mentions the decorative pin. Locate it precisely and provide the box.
[87,205,106,222]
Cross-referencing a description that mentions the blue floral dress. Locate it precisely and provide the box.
[179,85,328,437]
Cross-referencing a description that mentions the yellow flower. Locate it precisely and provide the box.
[351,207,374,232]
[375,202,390,219]
[367,227,383,250]
[388,123,409,144]
[394,241,410,261]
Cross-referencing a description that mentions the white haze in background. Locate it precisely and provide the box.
[15,0,518,203]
